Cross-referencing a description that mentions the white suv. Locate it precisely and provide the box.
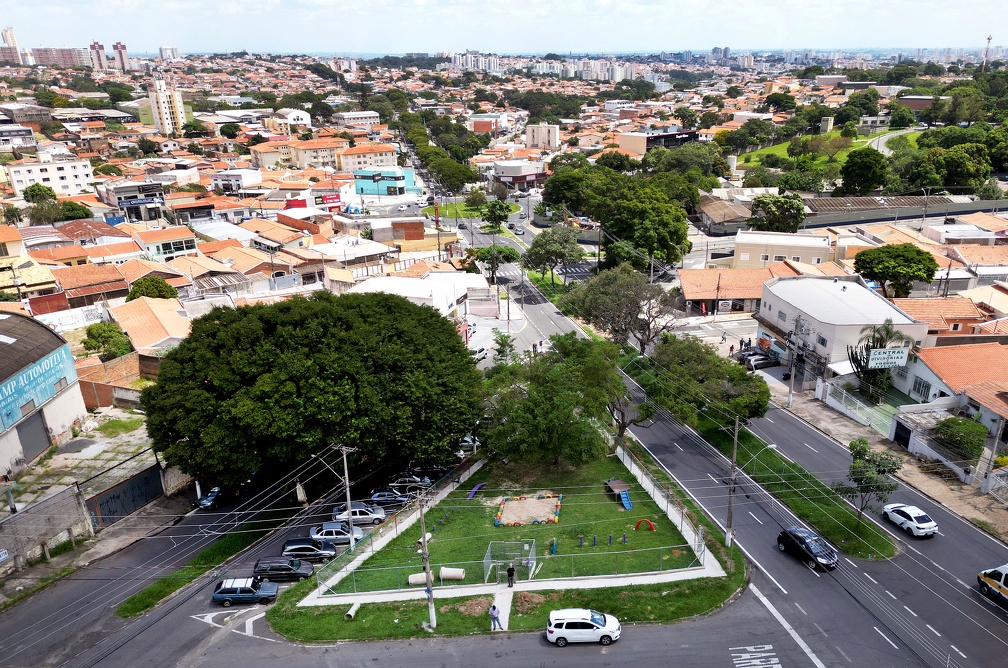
[546,608,621,647]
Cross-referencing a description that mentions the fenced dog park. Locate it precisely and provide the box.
[309,448,714,597]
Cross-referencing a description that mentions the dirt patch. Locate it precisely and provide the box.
[513,591,562,615]
[495,492,560,525]
[439,595,492,616]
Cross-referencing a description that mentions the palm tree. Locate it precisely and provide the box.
[847,318,916,403]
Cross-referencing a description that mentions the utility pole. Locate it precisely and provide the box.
[982,35,993,73]
[417,490,437,629]
[787,315,801,408]
[725,416,740,548]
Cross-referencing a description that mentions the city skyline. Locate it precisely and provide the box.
[2,0,1000,57]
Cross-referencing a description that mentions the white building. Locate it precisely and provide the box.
[7,153,93,197]
[525,123,560,150]
[603,100,635,112]
[148,71,186,136]
[2,26,22,64]
[333,111,381,129]
[89,41,106,72]
[211,169,263,193]
[0,125,37,153]
[754,275,927,377]
[112,42,129,72]
[159,46,180,61]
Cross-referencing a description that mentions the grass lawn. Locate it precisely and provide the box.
[96,417,144,438]
[267,448,749,643]
[322,457,694,595]
[739,129,895,170]
[422,202,520,219]
[889,131,922,149]
[527,269,574,303]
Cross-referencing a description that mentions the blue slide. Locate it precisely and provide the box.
[619,490,632,510]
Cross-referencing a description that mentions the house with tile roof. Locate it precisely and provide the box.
[166,255,255,298]
[108,297,191,354]
[209,245,292,278]
[890,297,988,346]
[80,240,146,266]
[50,263,129,307]
[130,226,199,262]
[117,258,193,297]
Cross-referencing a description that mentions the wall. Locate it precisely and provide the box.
[33,303,107,334]
[0,486,93,574]
[40,386,87,445]
[138,354,161,380]
[160,465,192,496]
[85,464,164,531]
[907,434,970,483]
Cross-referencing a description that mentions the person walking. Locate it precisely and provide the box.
[489,604,503,630]
[729,344,735,356]
[721,331,727,344]
[506,563,516,588]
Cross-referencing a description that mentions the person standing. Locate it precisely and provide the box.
[729,344,734,356]
[489,604,503,630]
[506,563,515,588]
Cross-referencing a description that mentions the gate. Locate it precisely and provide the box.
[17,412,50,463]
[85,464,164,531]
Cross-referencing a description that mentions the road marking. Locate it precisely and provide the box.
[795,602,807,616]
[748,511,764,524]
[765,418,774,424]
[190,612,228,628]
[776,450,795,463]
[903,605,917,617]
[874,627,899,649]
[708,473,719,483]
[803,443,818,452]
[885,590,897,600]
[926,624,941,636]
[812,621,824,634]
[864,573,878,585]
[956,578,968,588]
[231,612,278,642]
[675,443,684,451]
[835,645,853,663]
[950,645,966,658]
[750,585,826,668]
[844,558,857,568]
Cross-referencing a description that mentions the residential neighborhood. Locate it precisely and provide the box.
[1,11,1008,668]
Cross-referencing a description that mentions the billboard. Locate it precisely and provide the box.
[0,345,77,430]
[867,347,910,369]
[313,194,340,205]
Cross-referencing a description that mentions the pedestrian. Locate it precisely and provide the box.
[721,331,727,344]
[506,563,515,588]
[747,337,752,349]
[489,604,503,630]
[740,338,745,351]
[730,344,735,356]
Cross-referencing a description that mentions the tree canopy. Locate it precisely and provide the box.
[127,276,179,302]
[521,224,584,288]
[142,293,484,486]
[853,244,938,298]
[839,147,889,195]
[831,438,902,527]
[747,193,806,233]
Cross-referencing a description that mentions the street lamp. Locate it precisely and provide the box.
[725,422,777,548]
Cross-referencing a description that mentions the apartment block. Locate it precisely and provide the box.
[7,154,94,197]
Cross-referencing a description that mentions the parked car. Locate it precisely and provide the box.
[737,350,763,364]
[369,489,411,508]
[978,563,1008,606]
[545,608,621,647]
[883,503,938,537]
[777,526,838,570]
[252,556,314,582]
[198,487,223,510]
[746,355,778,371]
[212,577,277,607]
[308,522,363,545]
[472,347,488,363]
[332,502,386,525]
[368,489,411,509]
[388,473,432,492]
[282,538,341,562]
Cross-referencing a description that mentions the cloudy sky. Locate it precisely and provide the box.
[3,0,998,56]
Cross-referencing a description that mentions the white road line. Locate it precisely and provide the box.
[803,443,819,453]
[675,443,684,451]
[874,627,899,649]
[926,624,941,637]
[777,450,795,463]
[885,590,897,600]
[835,645,853,664]
[811,620,824,634]
[765,418,774,424]
[864,573,878,584]
[956,578,968,588]
[708,473,719,483]
[750,584,827,668]
[244,612,266,635]
[903,605,917,617]
[844,558,858,568]
[950,645,966,658]
[748,511,764,524]
[795,603,807,616]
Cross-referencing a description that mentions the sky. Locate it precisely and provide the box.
[2,0,1000,56]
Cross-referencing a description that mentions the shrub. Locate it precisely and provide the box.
[933,417,987,462]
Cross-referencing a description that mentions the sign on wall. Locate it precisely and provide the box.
[0,345,77,431]
[868,347,910,369]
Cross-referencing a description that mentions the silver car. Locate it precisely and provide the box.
[332,502,386,525]
[308,521,364,545]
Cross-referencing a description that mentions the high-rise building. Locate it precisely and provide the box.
[722,46,731,62]
[1,27,22,65]
[112,42,129,71]
[148,70,186,135]
[159,46,180,61]
[31,47,90,68]
[89,41,106,72]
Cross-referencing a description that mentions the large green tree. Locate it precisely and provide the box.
[561,263,678,354]
[847,318,917,402]
[142,293,484,485]
[854,244,938,298]
[23,183,57,204]
[840,147,889,195]
[832,438,902,527]
[480,199,510,232]
[521,224,583,288]
[127,276,179,302]
[472,244,520,285]
[747,193,806,233]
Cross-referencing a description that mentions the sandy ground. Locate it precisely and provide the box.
[497,492,559,525]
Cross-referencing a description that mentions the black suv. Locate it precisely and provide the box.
[777,526,838,570]
[281,538,339,563]
[252,556,315,582]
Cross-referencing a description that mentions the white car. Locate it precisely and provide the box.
[397,204,409,212]
[546,608,621,647]
[883,502,938,537]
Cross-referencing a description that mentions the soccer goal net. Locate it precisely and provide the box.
[483,539,537,583]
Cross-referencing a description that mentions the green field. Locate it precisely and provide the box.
[739,129,895,170]
[320,457,695,595]
[421,202,520,219]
